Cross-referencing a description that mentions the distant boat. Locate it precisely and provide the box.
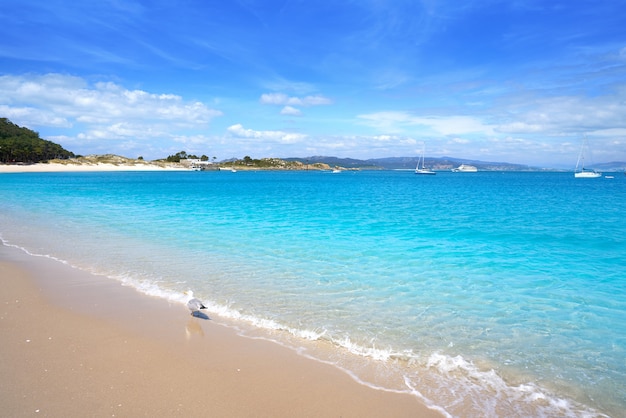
[451,164,478,172]
[574,136,601,178]
[415,144,436,175]
[332,168,341,173]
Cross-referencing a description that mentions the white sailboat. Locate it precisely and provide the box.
[574,136,601,178]
[415,144,436,175]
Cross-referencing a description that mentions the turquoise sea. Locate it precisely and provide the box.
[1,170,624,417]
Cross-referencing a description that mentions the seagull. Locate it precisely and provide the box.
[185,291,207,316]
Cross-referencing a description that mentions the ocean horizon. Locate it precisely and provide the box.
[1,170,624,417]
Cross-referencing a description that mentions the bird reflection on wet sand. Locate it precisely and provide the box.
[185,319,205,339]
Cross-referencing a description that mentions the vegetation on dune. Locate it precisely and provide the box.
[46,154,176,167]
[0,118,75,163]
[162,151,213,163]
[232,155,328,169]
[161,152,332,170]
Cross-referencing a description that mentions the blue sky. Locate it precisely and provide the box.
[1,0,625,166]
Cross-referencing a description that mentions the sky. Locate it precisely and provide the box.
[1,0,626,167]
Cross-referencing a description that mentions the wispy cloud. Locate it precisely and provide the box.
[227,124,306,144]
[259,92,332,116]
[280,106,302,116]
[260,93,332,106]
[357,111,496,136]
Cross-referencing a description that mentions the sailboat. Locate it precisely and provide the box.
[574,136,601,178]
[415,143,436,175]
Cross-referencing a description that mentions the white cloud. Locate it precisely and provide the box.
[0,104,72,127]
[419,116,494,136]
[259,92,332,108]
[0,73,224,158]
[496,122,543,133]
[172,134,213,146]
[260,92,333,116]
[357,111,495,136]
[227,124,306,144]
[75,122,170,141]
[280,106,302,116]
[356,111,413,132]
[594,128,626,137]
[494,92,626,136]
[300,95,333,106]
[0,74,222,127]
[451,137,470,144]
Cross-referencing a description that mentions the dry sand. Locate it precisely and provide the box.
[0,244,443,417]
[0,162,185,173]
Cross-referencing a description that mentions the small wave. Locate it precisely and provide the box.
[1,236,72,265]
[1,236,189,310]
[1,236,608,417]
[422,352,608,417]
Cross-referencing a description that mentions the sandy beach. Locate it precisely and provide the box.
[0,244,443,417]
[0,162,186,173]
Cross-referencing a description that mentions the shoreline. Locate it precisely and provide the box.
[0,163,334,173]
[0,244,443,417]
[0,162,187,173]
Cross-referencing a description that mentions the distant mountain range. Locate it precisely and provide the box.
[365,156,534,171]
[285,156,626,171]
[593,161,626,171]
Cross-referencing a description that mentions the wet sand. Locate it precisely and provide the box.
[0,244,443,417]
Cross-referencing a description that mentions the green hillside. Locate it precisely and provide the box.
[0,118,75,163]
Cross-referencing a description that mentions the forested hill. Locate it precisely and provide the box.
[0,118,75,163]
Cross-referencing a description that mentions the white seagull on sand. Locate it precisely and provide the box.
[185,291,207,316]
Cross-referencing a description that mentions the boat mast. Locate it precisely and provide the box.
[576,136,587,171]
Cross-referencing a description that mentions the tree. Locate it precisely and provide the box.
[166,151,190,162]
[0,118,75,163]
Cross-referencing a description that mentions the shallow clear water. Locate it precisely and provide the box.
[1,170,624,417]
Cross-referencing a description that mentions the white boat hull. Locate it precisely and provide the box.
[415,169,436,175]
[574,136,600,178]
[415,143,435,175]
[574,171,601,178]
[451,164,477,172]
